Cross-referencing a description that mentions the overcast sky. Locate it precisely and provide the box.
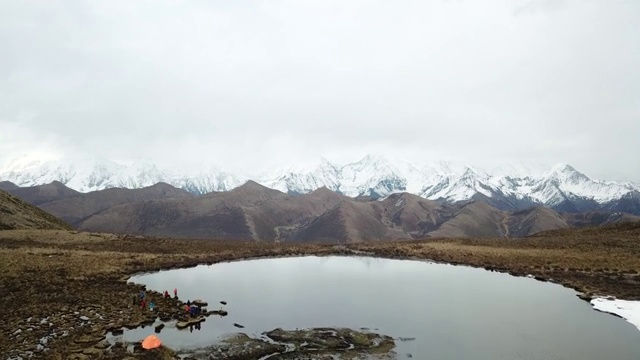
[1,0,638,180]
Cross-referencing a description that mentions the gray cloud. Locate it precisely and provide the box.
[1,0,639,180]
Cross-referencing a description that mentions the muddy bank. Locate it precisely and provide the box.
[0,224,639,358]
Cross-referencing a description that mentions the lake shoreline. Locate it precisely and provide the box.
[1,223,639,358]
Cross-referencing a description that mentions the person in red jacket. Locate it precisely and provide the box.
[174,288,178,297]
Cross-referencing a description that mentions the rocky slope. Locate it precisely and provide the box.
[0,190,72,230]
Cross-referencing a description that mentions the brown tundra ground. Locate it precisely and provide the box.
[1,222,639,359]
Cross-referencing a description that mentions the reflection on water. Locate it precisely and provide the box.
[125,256,640,359]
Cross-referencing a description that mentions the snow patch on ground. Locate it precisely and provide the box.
[591,297,640,333]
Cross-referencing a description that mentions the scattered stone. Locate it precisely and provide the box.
[124,321,143,329]
[81,347,101,356]
[211,310,228,317]
[192,300,208,307]
[176,316,206,329]
[577,293,593,302]
[69,354,89,360]
[398,337,416,342]
[182,328,396,359]
[74,334,106,344]
[94,340,109,349]
[155,323,165,333]
[79,316,90,321]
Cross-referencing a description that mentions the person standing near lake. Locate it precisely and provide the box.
[174,288,178,298]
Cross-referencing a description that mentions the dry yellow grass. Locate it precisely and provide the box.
[0,223,639,359]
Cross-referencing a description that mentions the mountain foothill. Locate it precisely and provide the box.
[1,179,638,243]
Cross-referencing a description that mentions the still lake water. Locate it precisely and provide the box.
[124,256,640,359]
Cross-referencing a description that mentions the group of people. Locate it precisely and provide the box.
[134,290,154,310]
[132,288,209,324]
[184,300,203,317]
[133,288,178,311]
[164,288,178,299]
[131,288,210,333]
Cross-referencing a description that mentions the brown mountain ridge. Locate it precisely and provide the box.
[7,182,192,226]
[0,190,72,231]
[5,181,640,243]
[0,181,19,191]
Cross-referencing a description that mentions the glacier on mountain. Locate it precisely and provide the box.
[1,155,639,212]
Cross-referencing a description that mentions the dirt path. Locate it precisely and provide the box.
[501,213,510,237]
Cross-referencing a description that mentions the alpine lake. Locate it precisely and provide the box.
[114,256,640,359]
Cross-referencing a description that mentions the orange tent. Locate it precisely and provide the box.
[142,335,162,350]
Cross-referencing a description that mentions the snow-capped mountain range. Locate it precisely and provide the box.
[1,155,639,214]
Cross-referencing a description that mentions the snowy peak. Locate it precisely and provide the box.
[547,163,590,184]
[265,158,342,195]
[339,155,408,198]
[418,165,491,201]
[1,155,639,214]
[536,163,635,203]
[0,157,127,192]
[0,156,247,194]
